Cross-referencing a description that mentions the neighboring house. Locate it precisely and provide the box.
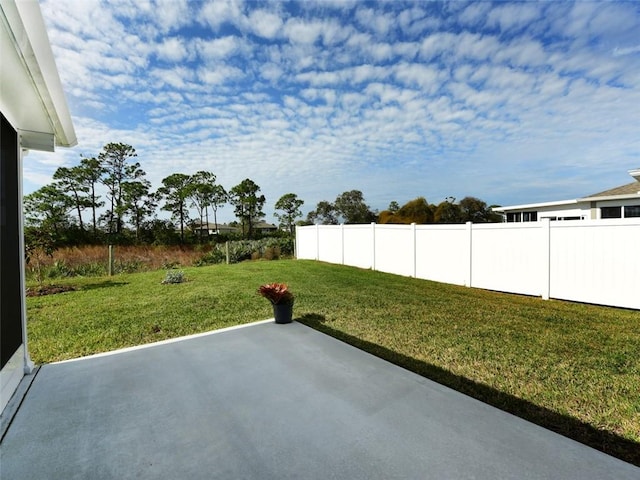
[191,222,240,236]
[1,0,76,414]
[494,168,640,222]
[253,221,278,234]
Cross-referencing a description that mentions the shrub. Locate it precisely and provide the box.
[161,270,186,284]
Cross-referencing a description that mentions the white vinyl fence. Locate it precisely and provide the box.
[296,219,640,310]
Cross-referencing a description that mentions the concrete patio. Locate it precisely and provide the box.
[1,320,638,479]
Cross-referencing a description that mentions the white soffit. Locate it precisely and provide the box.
[0,0,76,148]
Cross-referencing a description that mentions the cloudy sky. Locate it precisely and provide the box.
[30,0,640,221]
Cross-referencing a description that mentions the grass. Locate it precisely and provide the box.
[26,259,640,465]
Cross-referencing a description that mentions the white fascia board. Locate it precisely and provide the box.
[0,0,76,148]
[492,199,579,212]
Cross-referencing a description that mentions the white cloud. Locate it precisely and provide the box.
[354,7,396,37]
[485,3,542,32]
[197,65,245,85]
[199,0,245,30]
[157,37,189,62]
[153,0,192,33]
[195,36,246,62]
[612,45,640,57]
[248,9,284,39]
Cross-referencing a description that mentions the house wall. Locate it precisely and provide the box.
[296,220,640,310]
[1,0,76,416]
[502,197,640,222]
[595,199,640,219]
[1,112,27,413]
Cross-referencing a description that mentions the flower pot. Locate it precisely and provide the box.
[273,303,293,324]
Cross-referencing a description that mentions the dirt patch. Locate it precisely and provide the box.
[26,285,77,297]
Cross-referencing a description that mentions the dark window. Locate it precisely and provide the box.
[522,212,537,222]
[601,206,622,219]
[506,212,521,222]
[1,112,24,369]
[624,205,640,218]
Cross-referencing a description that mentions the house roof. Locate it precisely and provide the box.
[254,221,277,229]
[582,182,640,199]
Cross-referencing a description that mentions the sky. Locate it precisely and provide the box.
[29,0,640,222]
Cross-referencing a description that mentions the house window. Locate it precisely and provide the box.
[601,206,622,219]
[624,205,640,217]
[522,212,537,222]
[506,212,521,222]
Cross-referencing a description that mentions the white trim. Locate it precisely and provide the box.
[17,147,35,375]
[493,199,579,212]
[53,319,277,365]
[0,0,76,146]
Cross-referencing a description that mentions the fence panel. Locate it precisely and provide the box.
[296,220,640,310]
[295,226,318,260]
[317,226,343,265]
[375,224,414,277]
[471,223,547,297]
[549,220,640,310]
[343,225,374,269]
[415,225,469,286]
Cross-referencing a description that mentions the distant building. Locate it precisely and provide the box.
[493,169,640,222]
[191,222,240,236]
[253,221,278,234]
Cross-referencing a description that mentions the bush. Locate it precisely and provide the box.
[161,270,186,284]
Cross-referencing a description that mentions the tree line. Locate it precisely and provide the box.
[24,142,501,250]
[24,142,305,248]
[304,193,501,225]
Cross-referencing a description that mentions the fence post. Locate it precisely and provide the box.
[340,224,345,265]
[315,224,320,261]
[108,244,114,276]
[466,222,473,287]
[411,223,417,278]
[542,218,551,300]
[371,222,376,271]
[225,241,230,265]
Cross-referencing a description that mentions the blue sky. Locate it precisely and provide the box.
[31,0,640,222]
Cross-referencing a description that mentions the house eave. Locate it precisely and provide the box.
[628,168,640,182]
[0,0,76,149]
[493,199,579,213]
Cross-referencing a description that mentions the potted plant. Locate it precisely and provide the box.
[258,282,294,324]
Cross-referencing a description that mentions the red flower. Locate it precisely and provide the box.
[258,282,294,305]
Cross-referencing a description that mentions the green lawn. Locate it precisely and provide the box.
[27,259,640,465]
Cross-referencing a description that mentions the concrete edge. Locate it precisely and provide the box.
[52,318,277,365]
[0,366,40,443]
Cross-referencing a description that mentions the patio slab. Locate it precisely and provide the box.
[1,320,638,479]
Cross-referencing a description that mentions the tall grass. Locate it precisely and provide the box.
[25,240,292,280]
